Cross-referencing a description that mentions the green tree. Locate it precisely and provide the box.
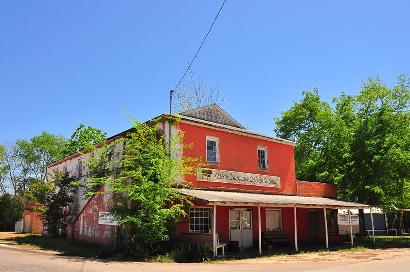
[0,193,24,231]
[64,124,106,156]
[0,145,9,194]
[43,172,75,236]
[25,179,53,205]
[2,132,67,197]
[85,118,196,258]
[14,132,67,181]
[275,76,410,210]
[348,76,410,209]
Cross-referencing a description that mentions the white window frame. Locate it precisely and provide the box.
[266,209,282,232]
[206,136,220,164]
[257,146,268,170]
[189,207,212,233]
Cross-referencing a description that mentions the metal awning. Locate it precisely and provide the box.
[177,188,368,208]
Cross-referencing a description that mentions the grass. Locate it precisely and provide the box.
[366,235,410,248]
[0,234,112,258]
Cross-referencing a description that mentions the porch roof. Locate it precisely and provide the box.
[177,189,368,209]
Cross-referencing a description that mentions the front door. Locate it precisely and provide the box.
[229,208,253,250]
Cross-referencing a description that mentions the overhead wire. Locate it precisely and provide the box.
[173,0,228,91]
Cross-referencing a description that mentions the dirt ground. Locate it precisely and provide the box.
[227,248,410,264]
[0,232,29,239]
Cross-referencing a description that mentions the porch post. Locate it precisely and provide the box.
[258,205,262,255]
[213,204,217,257]
[384,212,389,233]
[294,206,298,251]
[370,206,375,244]
[323,207,329,249]
[348,208,353,246]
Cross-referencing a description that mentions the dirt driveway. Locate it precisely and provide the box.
[1,245,410,272]
[227,248,410,265]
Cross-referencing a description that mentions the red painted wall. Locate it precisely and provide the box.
[71,192,116,246]
[297,181,336,198]
[174,200,328,247]
[179,121,297,194]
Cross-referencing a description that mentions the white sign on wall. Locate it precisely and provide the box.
[98,212,119,226]
[197,168,281,188]
[338,214,360,226]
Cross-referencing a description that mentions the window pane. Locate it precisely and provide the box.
[258,148,267,170]
[207,140,218,163]
[189,208,212,233]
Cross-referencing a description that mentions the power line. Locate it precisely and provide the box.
[173,0,228,91]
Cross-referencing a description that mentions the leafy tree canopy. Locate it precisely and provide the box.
[1,132,67,196]
[275,76,410,211]
[64,124,106,156]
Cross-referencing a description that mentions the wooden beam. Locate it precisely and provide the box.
[370,207,375,244]
[258,205,262,255]
[323,207,329,249]
[294,206,298,251]
[348,208,353,246]
[213,204,217,257]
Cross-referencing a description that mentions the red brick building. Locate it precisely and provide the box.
[47,104,367,255]
[22,203,44,234]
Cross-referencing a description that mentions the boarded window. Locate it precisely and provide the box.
[266,209,282,232]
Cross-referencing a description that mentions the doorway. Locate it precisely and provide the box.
[229,208,253,249]
[308,210,320,243]
[23,214,31,233]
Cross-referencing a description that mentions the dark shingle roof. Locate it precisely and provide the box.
[180,104,245,129]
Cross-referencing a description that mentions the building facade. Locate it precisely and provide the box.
[47,105,368,255]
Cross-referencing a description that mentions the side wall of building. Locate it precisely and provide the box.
[70,191,116,246]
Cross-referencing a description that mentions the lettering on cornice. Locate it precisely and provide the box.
[197,168,281,188]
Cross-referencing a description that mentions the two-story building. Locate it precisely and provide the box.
[47,104,369,256]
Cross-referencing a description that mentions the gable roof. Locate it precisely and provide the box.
[180,104,245,129]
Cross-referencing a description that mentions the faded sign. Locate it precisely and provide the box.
[338,214,360,225]
[197,168,280,188]
[98,212,118,226]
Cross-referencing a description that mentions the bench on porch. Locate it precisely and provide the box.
[262,231,290,248]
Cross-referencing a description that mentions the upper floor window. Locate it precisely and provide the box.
[206,136,219,164]
[258,147,268,170]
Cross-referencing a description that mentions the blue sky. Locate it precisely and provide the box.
[1,0,409,143]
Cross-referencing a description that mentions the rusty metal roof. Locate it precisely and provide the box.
[177,189,368,208]
[180,104,246,129]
